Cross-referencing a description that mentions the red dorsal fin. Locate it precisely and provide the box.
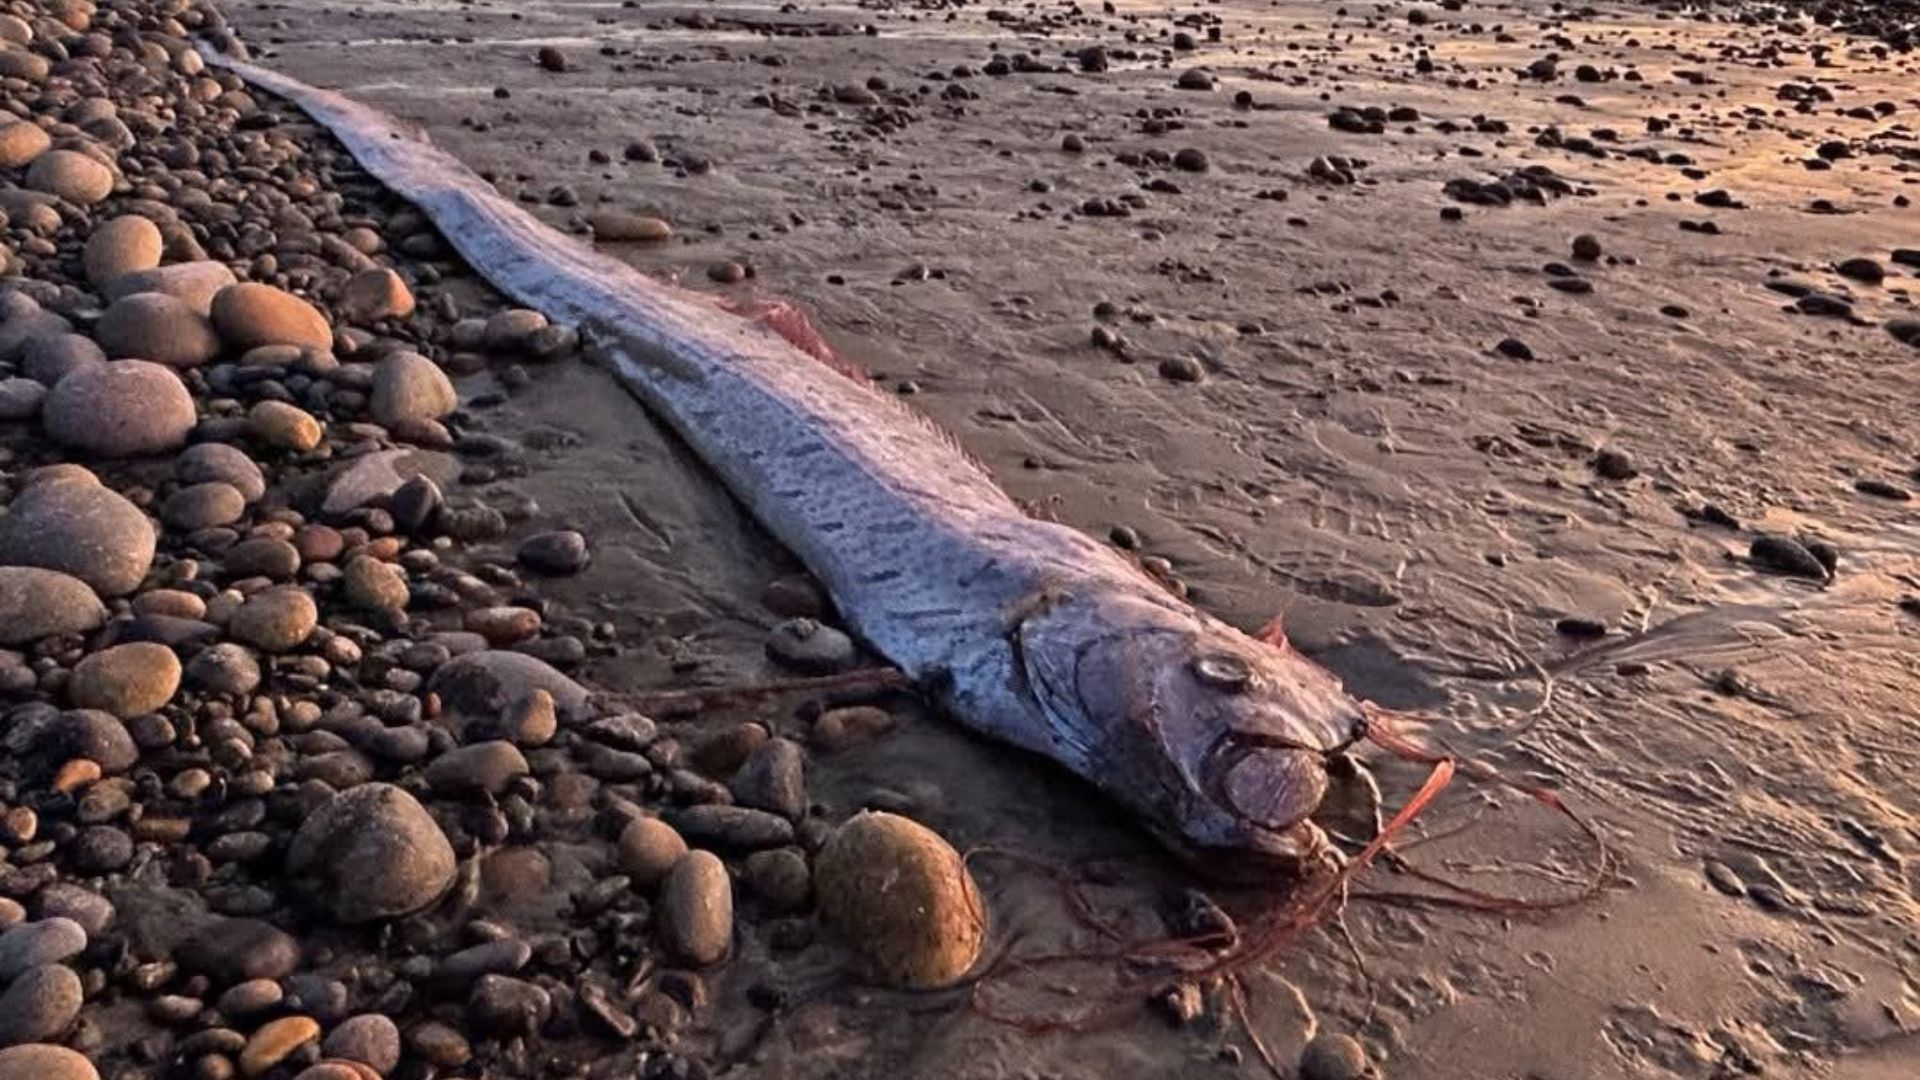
[1255,613,1289,648]
[715,293,870,382]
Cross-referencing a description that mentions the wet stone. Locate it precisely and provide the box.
[516,530,590,575]
[43,360,196,460]
[657,851,733,967]
[765,618,856,673]
[1300,1033,1371,1080]
[67,642,180,718]
[616,816,690,890]
[321,1014,400,1074]
[0,567,106,645]
[0,918,86,982]
[287,783,456,924]
[0,963,84,1045]
[667,805,795,850]
[177,918,301,986]
[731,737,806,820]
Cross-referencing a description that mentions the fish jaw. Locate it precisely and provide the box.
[1013,584,1367,875]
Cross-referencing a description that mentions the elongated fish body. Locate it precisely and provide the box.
[212,50,1369,871]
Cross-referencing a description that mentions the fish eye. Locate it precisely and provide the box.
[1191,652,1252,692]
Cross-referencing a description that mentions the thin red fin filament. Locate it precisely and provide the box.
[970,705,1612,1043]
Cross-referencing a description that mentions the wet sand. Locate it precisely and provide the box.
[225,1,1919,1076]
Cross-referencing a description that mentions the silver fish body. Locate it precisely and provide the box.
[210,51,1368,872]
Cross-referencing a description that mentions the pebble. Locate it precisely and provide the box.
[0,963,84,1045]
[466,605,540,644]
[657,851,733,966]
[0,478,156,595]
[589,212,673,242]
[0,375,41,419]
[26,150,113,205]
[20,334,104,387]
[212,284,333,352]
[424,740,529,797]
[162,482,246,530]
[668,805,796,850]
[239,1016,320,1077]
[0,567,106,645]
[287,783,457,923]
[488,688,556,747]
[406,1022,471,1068]
[731,737,806,820]
[1749,535,1829,581]
[370,351,456,427]
[1591,448,1636,480]
[616,816,690,890]
[810,706,896,752]
[84,215,163,288]
[430,650,590,725]
[482,309,548,352]
[227,587,318,651]
[516,530,590,575]
[815,812,984,987]
[177,918,302,985]
[468,975,551,1037]
[1158,355,1205,383]
[95,292,221,367]
[0,121,49,168]
[765,617,856,672]
[743,849,812,912]
[32,710,137,776]
[0,918,87,983]
[322,448,460,516]
[1299,1033,1371,1080]
[338,268,415,323]
[176,443,268,503]
[105,261,237,316]
[321,1015,400,1074]
[248,400,324,453]
[0,1044,98,1080]
[342,556,409,613]
[43,359,196,457]
[67,642,180,718]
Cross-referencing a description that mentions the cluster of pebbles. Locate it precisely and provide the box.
[0,3,988,1080]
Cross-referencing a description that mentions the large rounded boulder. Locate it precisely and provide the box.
[287,783,457,924]
[0,479,155,596]
[43,360,195,457]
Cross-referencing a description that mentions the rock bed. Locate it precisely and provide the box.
[0,3,985,1080]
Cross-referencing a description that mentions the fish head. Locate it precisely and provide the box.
[1016,587,1366,876]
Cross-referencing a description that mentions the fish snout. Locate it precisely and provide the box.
[1202,732,1331,834]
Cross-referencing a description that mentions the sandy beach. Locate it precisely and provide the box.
[0,1,1915,1078]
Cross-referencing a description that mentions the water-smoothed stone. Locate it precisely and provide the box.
[0,1044,98,1080]
[815,812,985,988]
[657,851,732,966]
[95,292,220,368]
[370,351,455,427]
[26,150,112,205]
[84,215,162,289]
[287,783,456,924]
[0,963,83,1044]
[67,642,179,718]
[212,283,331,352]
[0,918,85,983]
[104,261,236,316]
[227,587,318,652]
[0,567,105,644]
[175,443,266,502]
[43,359,194,459]
[0,478,155,595]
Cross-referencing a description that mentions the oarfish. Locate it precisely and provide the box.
[208,51,1369,874]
